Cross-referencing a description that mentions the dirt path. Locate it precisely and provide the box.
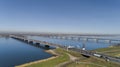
[56,53,78,67]
[67,53,78,61]
[56,53,106,67]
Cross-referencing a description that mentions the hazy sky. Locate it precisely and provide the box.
[0,0,120,34]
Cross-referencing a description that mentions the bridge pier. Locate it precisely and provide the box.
[20,38,24,41]
[45,45,50,48]
[49,36,52,38]
[77,37,81,41]
[93,39,99,43]
[28,41,33,44]
[35,42,40,46]
[64,37,68,40]
[35,42,40,45]
[82,38,88,41]
[70,37,75,40]
[57,36,61,39]
[109,40,111,43]
[86,38,99,43]
[60,36,64,39]
[54,36,57,39]
[24,40,28,42]
[105,40,111,43]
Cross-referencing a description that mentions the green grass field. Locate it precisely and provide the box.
[25,48,70,67]
[66,56,120,67]
[93,46,120,57]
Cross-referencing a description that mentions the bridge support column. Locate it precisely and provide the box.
[84,38,88,41]
[105,40,111,43]
[109,40,111,43]
[64,37,68,40]
[45,45,50,48]
[35,42,40,46]
[24,40,28,43]
[54,36,57,39]
[60,37,63,39]
[77,37,81,41]
[70,37,73,40]
[29,41,33,44]
[95,39,99,43]
[36,42,40,45]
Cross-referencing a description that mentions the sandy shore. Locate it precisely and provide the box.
[15,49,59,67]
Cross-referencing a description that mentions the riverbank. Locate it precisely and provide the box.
[15,48,70,67]
[15,49,59,67]
[16,47,120,67]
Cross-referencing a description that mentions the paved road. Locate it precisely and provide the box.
[67,48,120,63]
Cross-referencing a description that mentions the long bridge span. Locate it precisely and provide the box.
[10,35,63,48]
[39,35,120,44]
[10,35,120,63]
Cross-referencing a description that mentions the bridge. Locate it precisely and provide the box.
[10,35,64,48]
[10,35,120,63]
[40,35,120,44]
[10,35,95,56]
[8,33,120,44]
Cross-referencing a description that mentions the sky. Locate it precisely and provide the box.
[0,0,120,34]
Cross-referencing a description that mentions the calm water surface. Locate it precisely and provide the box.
[0,37,52,67]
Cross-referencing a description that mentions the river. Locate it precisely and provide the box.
[0,37,52,67]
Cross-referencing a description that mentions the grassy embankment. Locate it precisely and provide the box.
[17,47,120,67]
[16,48,71,67]
[66,56,120,67]
[66,46,120,67]
[94,46,120,57]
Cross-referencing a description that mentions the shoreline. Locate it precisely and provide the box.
[15,49,59,67]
